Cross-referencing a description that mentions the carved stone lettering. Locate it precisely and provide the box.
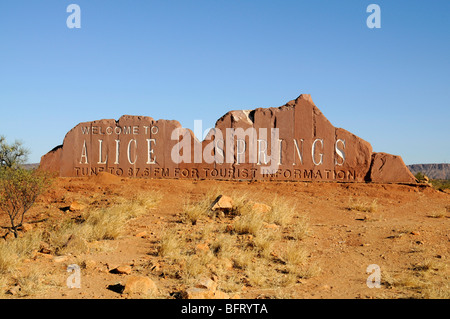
[40,94,416,183]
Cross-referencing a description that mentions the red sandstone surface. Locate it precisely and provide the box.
[40,94,416,184]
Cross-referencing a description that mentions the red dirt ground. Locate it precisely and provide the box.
[1,175,448,299]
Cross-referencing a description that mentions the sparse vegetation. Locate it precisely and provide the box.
[427,210,447,219]
[0,136,30,169]
[14,266,48,297]
[382,258,449,299]
[414,172,426,181]
[414,170,450,191]
[233,212,264,236]
[48,192,161,254]
[289,215,310,241]
[0,190,162,296]
[282,241,307,268]
[430,179,450,191]
[0,167,52,238]
[347,197,378,213]
[266,197,297,227]
[157,193,314,295]
[0,230,42,274]
[0,172,447,299]
[157,227,183,258]
[181,198,211,225]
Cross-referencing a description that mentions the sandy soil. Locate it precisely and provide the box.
[1,174,448,299]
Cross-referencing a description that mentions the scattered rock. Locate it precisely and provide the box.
[110,265,132,275]
[183,287,215,299]
[122,276,158,296]
[182,287,231,299]
[182,276,231,299]
[82,259,97,270]
[53,255,69,263]
[211,195,234,211]
[195,243,210,252]
[410,231,420,236]
[319,284,332,291]
[213,290,230,299]
[195,277,218,291]
[69,201,85,212]
[39,242,52,254]
[135,231,148,238]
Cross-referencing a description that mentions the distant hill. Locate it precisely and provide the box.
[407,163,450,180]
[22,163,39,170]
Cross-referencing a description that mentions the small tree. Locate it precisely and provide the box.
[0,135,30,168]
[0,167,52,238]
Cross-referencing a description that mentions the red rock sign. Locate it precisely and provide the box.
[40,94,416,183]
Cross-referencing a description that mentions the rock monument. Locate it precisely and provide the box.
[40,94,416,183]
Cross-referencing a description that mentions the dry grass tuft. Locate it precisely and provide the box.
[48,193,161,255]
[211,233,237,259]
[233,213,263,236]
[161,192,315,296]
[290,215,310,241]
[182,250,215,284]
[253,231,279,259]
[265,197,297,227]
[0,231,42,274]
[157,227,184,259]
[347,197,378,213]
[14,266,48,297]
[382,258,449,299]
[282,242,308,270]
[427,210,447,219]
[182,198,211,225]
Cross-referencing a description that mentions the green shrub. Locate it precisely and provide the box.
[0,136,29,169]
[0,167,52,238]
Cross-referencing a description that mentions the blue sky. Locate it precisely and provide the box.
[0,0,449,164]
